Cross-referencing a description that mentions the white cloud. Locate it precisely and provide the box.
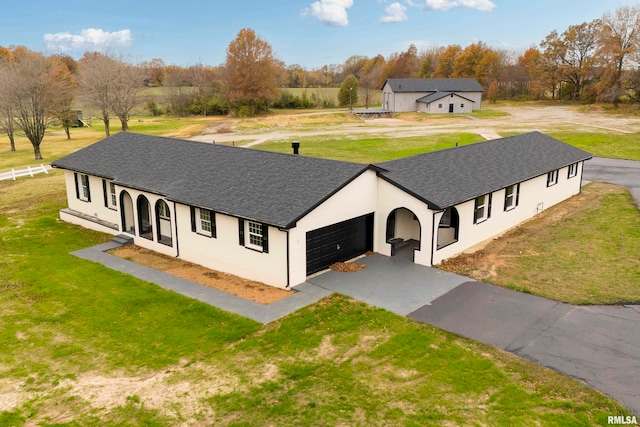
[306,0,354,26]
[43,28,133,52]
[425,0,496,11]
[380,2,408,23]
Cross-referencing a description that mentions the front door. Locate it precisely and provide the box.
[449,103,454,113]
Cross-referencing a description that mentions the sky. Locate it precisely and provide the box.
[0,0,635,68]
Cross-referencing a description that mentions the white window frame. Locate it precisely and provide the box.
[246,221,264,251]
[197,208,213,237]
[108,182,117,208]
[474,194,489,224]
[438,103,443,109]
[504,184,518,211]
[567,162,578,178]
[79,174,90,201]
[547,170,559,187]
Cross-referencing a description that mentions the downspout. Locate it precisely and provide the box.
[285,229,290,288]
[173,201,180,257]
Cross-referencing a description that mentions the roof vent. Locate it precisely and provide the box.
[292,141,300,155]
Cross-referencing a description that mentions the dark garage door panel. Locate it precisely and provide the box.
[306,213,374,275]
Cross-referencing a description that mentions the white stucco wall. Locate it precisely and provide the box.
[63,171,120,226]
[382,82,482,112]
[420,94,475,114]
[176,205,289,288]
[288,170,379,286]
[376,178,434,266]
[431,162,585,264]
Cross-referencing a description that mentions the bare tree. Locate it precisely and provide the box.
[78,53,144,135]
[0,51,71,159]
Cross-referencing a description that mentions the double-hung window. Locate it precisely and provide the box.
[547,170,559,187]
[504,184,520,211]
[238,219,269,253]
[75,173,91,202]
[190,207,216,237]
[474,194,491,224]
[567,162,578,178]
[108,182,117,208]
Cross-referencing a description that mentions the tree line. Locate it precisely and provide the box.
[1,4,639,160]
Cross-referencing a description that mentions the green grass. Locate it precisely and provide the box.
[0,172,631,425]
[549,131,640,161]
[440,183,640,304]
[0,115,222,170]
[255,133,485,163]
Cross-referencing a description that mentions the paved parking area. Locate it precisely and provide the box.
[410,282,640,416]
[583,157,640,206]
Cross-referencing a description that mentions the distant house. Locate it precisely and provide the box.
[52,132,591,289]
[382,78,484,113]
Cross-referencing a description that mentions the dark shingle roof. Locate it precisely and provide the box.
[416,92,475,104]
[51,133,372,228]
[384,78,484,93]
[376,132,592,209]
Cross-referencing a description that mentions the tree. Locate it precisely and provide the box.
[78,53,144,135]
[598,5,640,104]
[225,28,279,116]
[338,74,358,109]
[0,50,71,159]
[0,47,16,151]
[433,45,462,78]
[486,80,499,103]
[359,55,385,109]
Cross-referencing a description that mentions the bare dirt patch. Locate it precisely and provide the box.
[330,261,366,273]
[109,245,292,304]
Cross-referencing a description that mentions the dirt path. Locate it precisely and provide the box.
[190,105,640,147]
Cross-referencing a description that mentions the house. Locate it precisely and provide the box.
[381,78,484,113]
[51,132,591,289]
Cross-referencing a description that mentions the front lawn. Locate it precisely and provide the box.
[0,173,629,425]
[256,133,484,163]
[549,132,640,161]
[440,183,640,304]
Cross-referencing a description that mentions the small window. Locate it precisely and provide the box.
[190,207,216,237]
[247,221,263,251]
[460,103,465,108]
[77,174,90,201]
[438,103,443,108]
[567,162,578,178]
[198,209,212,236]
[504,184,520,211]
[547,170,559,187]
[474,194,491,224]
[108,182,117,208]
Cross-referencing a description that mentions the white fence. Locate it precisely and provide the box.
[0,164,51,182]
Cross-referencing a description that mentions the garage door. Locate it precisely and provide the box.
[306,213,374,275]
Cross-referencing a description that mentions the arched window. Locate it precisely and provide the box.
[137,195,153,240]
[437,207,459,249]
[120,191,135,235]
[156,200,172,246]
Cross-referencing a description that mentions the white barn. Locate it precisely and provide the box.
[52,132,591,289]
[382,78,484,113]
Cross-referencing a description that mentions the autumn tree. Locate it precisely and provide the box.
[0,50,73,159]
[225,28,279,116]
[359,55,385,109]
[338,74,358,109]
[433,45,462,78]
[0,47,16,151]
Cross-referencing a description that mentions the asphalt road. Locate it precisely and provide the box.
[409,282,640,416]
[583,157,640,207]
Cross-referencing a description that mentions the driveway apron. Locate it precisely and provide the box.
[307,253,468,315]
[410,282,640,416]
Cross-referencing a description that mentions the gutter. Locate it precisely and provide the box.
[173,201,180,258]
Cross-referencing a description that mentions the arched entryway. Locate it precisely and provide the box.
[386,208,421,260]
[120,191,135,235]
[155,200,172,246]
[437,207,459,249]
[137,195,153,240]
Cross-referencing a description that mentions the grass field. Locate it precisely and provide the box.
[549,132,640,161]
[255,133,485,163]
[0,174,631,425]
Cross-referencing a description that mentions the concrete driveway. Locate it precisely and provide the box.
[583,157,640,206]
[307,253,468,316]
[410,282,640,416]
